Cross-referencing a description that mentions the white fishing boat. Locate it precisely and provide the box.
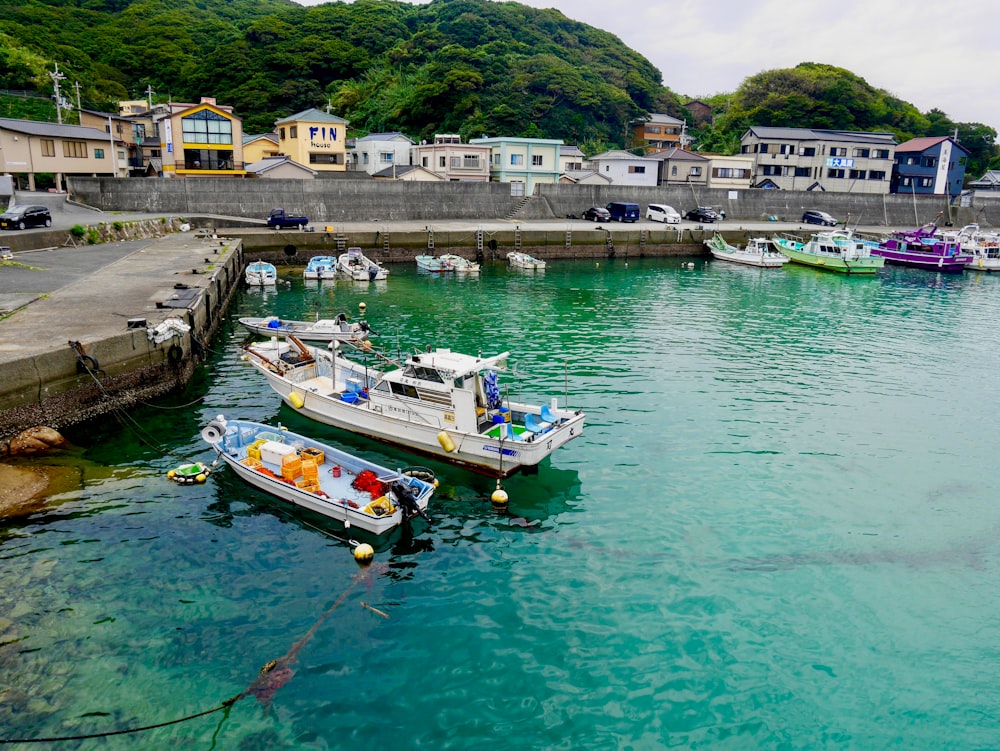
[241,337,585,478]
[238,313,372,343]
[438,253,480,273]
[202,416,436,535]
[415,255,451,273]
[507,251,546,270]
[337,247,389,281]
[303,256,337,281]
[246,261,277,286]
[943,224,1000,272]
[705,234,788,268]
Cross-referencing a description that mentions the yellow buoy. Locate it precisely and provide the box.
[166,469,176,479]
[289,392,305,409]
[491,486,509,509]
[359,302,367,314]
[437,431,456,453]
[196,473,207,483]
[354,543,374,564]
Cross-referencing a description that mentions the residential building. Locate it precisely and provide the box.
[0,117,120,191]
[160,96,245,177]
[890,136,969,197]
[243,133,280,164]
[586,149,659,186]
[740,126,896,193]
[685,100,713,127]
[632,113,684,154]
[245,155,316,179]
[469,136,563,194]
[275,108,348,172]
[372,164,443,181]
[705,154,754,189]
[115,100,171,176]
[968,169,1000,197]
[559,144,586,175]
[411,134,491,181]
[648,147,710,188]
[77,109,134,177]
[354,132,414,177]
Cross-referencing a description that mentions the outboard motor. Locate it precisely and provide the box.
[392,480,430,523]
[368,266,378,282]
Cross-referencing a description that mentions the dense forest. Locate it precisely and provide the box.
[1,0,996,177]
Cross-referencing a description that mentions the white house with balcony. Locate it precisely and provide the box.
[586,149,659,186]
[354,132,414,176]
[470,135,563,194]
[411,134,491,181]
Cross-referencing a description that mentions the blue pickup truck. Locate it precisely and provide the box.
[266,208,309,230]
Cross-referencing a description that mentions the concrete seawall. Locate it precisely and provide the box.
[69,177,1000,228]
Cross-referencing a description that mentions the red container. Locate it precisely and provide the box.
[331,465,342,478]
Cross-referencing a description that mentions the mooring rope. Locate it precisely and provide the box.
[0,569,372,744]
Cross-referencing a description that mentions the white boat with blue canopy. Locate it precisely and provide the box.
[241,337,585,478]
[246,260,277,286]
[303,256,337,280]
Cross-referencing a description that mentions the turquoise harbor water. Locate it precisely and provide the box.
[3,257,1000,749]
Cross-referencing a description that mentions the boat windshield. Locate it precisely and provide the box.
[402,365,446,383]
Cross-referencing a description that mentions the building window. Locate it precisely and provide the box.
[566,162,582,171]
[873,149,890,159]
[380,152,393,164]
[63,140,88,158]
[794,166,811,177]
[628,165,646,174]
[741,145,750,154]
[94,148,105,159]
[918,177,934,188]
[827,168,846,178]
[899,177,913,187]
[671,166,677,176]
[853,148,870,158]
[779,144,793,154]
[309,153,340,165]
[181,109,233,145]
[922,156,937,168]
[689,166,702,177]
[421,156,428,167]
[959,156,967,166]
[41,139,55,157]
[759,144,769,153]
[510,154,524,166]
[761,165,782,176]
[829,147,847,157]
[646,126,661,134]
[183,149,233,169]
[799,146,816,157]
[869,171,886,180]
[439,156,446,168]
[906,156,919,165]
[531,154,543,166]
[279,128,285,140]
[289,126,297,139]
[849,169,866,179]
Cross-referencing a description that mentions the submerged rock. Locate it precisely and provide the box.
[2,427,67,457]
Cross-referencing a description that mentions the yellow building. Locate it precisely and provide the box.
[274,108,349,172]
[160,97,245,177]
[242,133,280,164]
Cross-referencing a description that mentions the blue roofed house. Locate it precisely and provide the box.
[890,136,970,197]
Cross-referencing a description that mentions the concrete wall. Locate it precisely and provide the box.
[68,176,1000,227]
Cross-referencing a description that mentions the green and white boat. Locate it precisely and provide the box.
[772,229,885,275]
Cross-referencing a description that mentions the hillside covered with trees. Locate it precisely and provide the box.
[1,0,996,176]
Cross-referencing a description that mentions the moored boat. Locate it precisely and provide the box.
[872,224,971,273]
[246,260,277,286]
[415,255,452,273]
[303,255,337,281]
[438,253,480,273]
[337,247,389,281]
[705,234,788,268]
[942,224,1000,272]
[202,416,436,535]
[241,338,585,478]
[238,313,372,343]
[772,229,884,274]
[507,251,546,270]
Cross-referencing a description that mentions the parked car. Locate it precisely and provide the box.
[582,206,611,222]
[646,204,681,224]
[683,207,720,223]
[0,205,52,230]
[606,202,640,222]
[266,208,309,230]
[802,210,837,226]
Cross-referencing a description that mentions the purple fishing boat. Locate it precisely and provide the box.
[872,223,972,273]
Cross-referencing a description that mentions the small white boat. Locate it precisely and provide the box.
[415,255,450,272]
[507,251,546,270]
[438,253,480,273]
[239,314,372,343]
[705,234,788,268]
[202,416,436,535]
[944,224,1000,272]
[303,256,337,281]
[246,261,277,286]
[241,338,586,478]
[337,247,389,282]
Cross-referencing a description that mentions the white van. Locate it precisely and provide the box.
[646,204,681,224]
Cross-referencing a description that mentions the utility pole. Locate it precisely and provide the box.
[145,83,154,110]
[49,63,66,125]
[73,81,82,113]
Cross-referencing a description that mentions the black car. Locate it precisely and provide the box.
[683,207,719,223]
[582,206,611,222]
[0,205,52,230]
[802,210,837,227]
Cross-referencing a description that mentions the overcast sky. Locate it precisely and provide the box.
[293,0,1000,135]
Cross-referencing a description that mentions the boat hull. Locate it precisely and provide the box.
[208,417,435,535]
[871,249,971,273]
[239,317,369,343]
[774,242,882,274]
